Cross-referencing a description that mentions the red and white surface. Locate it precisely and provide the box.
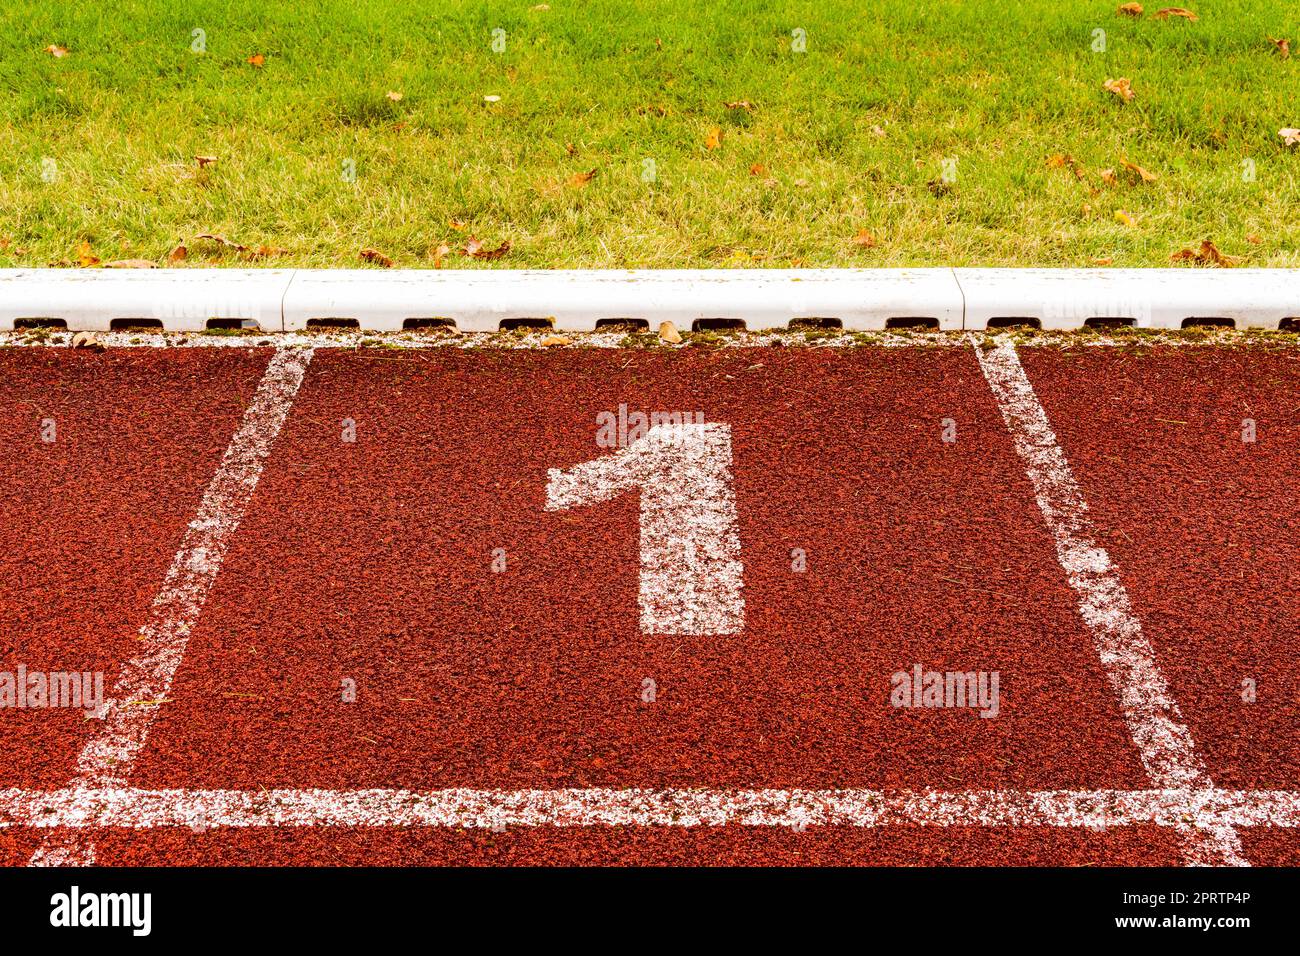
[0,339,1297,866]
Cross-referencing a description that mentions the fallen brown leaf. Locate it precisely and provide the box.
[1117,2,1144,16]
[1121,158,1158,183]
[70,331,103,351]
[248,53,265,67]
[1269,37,1291,59]
[1100,168,1119,185]
[194,233,249,252]
[1093,257,1115,265]
[1280,128,1300,147]
[77,241,100,267]
[565,142,578,156]
[540,334,571,347]
[431,243,451,268]
[1114,210,1136,227]
[1246,234,1262,244]
[359,248,394,267]
[1154,7,1198,21]
[168,243,187,263]
[45,44,69,58]
[246,245,290,259]
[386,90,403,102]
[1103,77,1136,102]
[851,229,878,248]
[104,259,158,269]
[658,321,682,344]
[568,168,598,187]
[723,100,756,111]
[749,162,768,176]
[1171,239,1239,266]
[195,155,217,168]
[464,237,510,260]
[705,127,723,150]
[448,218,468,231]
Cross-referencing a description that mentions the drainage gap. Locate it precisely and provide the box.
[109,318,164,331]
[499,317,554,331]
[1181,317,1234,329]
[403,317,457,330]
[206,318,260,331]
[1084,317,1136,329]
[789,317,843,330]
[691,318,746,332]
[14,318,68,330]
[1280,317,1300,332]
[885,317,939,330]
[595,318,649,330]
[307,318,360,329]
[986,316,1041,330]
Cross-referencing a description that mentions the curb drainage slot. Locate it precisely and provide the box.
[691,318,746,332]
[307,318,360,329]
[789,317,843,330]
[1182,317,1234,329]
[886,317,939,330]
[986,317,1041,330]
[1280,318,1300,332]
[500,317,553,331]
[1084,317,1136,329]
[403,317,457,330]
[14,318,68,330]
[206,318,260,331]
[110,318,163,331]
[595,318,649,330]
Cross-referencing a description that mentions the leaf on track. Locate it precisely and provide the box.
[658,321,682,344]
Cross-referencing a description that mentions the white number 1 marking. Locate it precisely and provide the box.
[546,423,745,635]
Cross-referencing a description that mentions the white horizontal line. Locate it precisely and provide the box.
[2,788,1298,830]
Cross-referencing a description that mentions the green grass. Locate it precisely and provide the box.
[1,0,1297,268]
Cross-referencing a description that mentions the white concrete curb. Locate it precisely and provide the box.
[1,267,1297,333]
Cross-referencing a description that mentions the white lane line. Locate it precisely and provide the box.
[27,346,316,867]
[973,337,1247,867]
[2,787,1299,830]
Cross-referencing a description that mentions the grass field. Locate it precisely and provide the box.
[0,1,1297,269]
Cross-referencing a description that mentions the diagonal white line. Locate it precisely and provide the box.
[974,337,1246,866]
[1,786,1297,831]
[28,346,315,867]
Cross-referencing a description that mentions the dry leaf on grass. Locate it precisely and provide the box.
[851,229,878,248]
[104,259,157,269]
[431,243,451,268]
[195,233,249,252]
[1100,168,1119,185]
[658,321,682,344]
[246,245,290,260]
[1117,3,1144,16]
[1121,158,1158,183]
[1103,77,1135,102]
[749,162,768,176]
[448,218,468,231]
[1279,128,1300,147]
[705,127,723,150]
[168,243,187,263]
[567,168,598,187]
[1246,234,1263,244]
[77,241,100,267]
[359,248,394,267]
[464,237,510,260]
[195,155,218,168]
[247,54,265,67]
[1269,37,1291,59]
[723,100,756,111]
[386,91,403,102]
[1047,154,1087,180]
[1154,7,1198,21]
[1171,239,1239,266]
[1114,210,1136,227]
[45,44,69,58]
[1092,257,1114,265]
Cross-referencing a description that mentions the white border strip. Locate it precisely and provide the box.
[4,268,1296,333]
[975,338,1246,866]
[2,787,1298,831]
[27,346,316,866]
